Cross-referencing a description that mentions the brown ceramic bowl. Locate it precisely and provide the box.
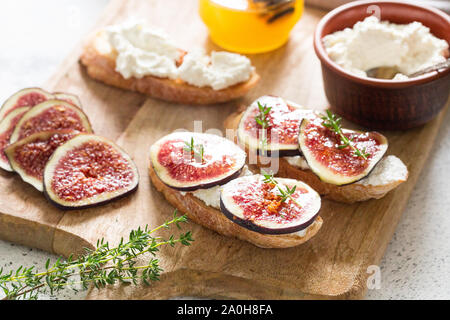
[313,0,450,130]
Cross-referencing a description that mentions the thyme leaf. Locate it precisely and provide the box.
[184,137,205,163]
[254,102,272,155]
[261,171,302,211]
[321,110,370,159]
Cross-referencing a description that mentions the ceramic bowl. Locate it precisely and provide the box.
[313,0,450,130]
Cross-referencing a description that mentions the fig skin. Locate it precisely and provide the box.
[219,175,321,235]
[53,92,82,108]
[0,106,30,172]
[155,165,244,192]
[43,134,139,210]
[0,87,54,121]
[298,118,389,186]
[43,185,139,211]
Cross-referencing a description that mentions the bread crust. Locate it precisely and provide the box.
[79,32,260,105]
[149,165,322,248]
[224,111,408,204]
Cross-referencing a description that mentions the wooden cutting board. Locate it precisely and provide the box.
[0,0,448,300]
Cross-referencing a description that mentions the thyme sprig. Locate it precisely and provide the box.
[262,171,302,210]
[254,101,272,154]
[0,211,193,300]
[321,110,370,159]
[184,137,205,163]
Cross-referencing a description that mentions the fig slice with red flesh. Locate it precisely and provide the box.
[298,117,388,186]
[53,92,82,108]
[220,175,321,235]
[0,106,31,171]
[43,134,139,210]
[5,130,80,191]
[0,88,54,121]
[237,96,316,157]
[150,132,247,191]
[9,100,93,144]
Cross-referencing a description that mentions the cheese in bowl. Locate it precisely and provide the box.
[322,16,449,80]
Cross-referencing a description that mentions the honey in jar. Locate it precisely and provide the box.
[199,0,304,53]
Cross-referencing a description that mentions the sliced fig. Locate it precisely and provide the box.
[220,175,321,235]
[0,106,31,171]
[150,132,247,191]
[9,100,93,144]
[298,117,388,185]
[237,96,316,157]
[43,134,139,210]
[5,130,80,191]
[53,92,82,108]
[0,88,53,121]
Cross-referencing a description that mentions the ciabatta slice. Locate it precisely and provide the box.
[224,111,409,204]
[149,165,322,249]
[80,32,260,105]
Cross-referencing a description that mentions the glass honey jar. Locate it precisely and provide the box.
[199,0,304,54]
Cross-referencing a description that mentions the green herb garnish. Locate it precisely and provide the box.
[184,137,205,163]
[262,171,302,210]
[321,110,370,160]
[254,101,272,154]
[0,211,193,300]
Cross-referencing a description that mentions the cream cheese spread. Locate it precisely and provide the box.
[284,155,310,170]
[358,155,408,186]
[283,155,408,186]
[105,20,253,90]
[322,16,449,79]
[106,20,180,80]
[188,165,253,209]
[178,50,253,90]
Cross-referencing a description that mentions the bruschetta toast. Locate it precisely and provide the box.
[224,96,409,203]
[148,131,323,248]
[80,24,260,105]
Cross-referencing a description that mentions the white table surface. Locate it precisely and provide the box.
[0,0,449,300]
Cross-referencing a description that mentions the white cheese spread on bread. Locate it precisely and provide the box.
[106,20,180,80]
[283,155,408,186]
[178,50,253,90]
[105,20,253,90]
[185,165,253,209]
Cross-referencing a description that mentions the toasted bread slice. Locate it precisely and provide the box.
[149,165,322,248]
[224,111,409,204]
[80,31,260,105]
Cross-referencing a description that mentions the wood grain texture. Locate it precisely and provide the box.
[0,0,448,300]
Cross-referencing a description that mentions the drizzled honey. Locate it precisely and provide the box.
[199,0,304,53]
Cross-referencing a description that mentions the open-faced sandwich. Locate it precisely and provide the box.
[149,131,323,248]
[80,20,260,105]
[0,87,139,210]
[224,95,409,203]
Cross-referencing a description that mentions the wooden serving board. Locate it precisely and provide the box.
[0,0,448,300]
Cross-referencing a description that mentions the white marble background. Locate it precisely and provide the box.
[0,0,449,300]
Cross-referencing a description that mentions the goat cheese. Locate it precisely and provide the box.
[178,50,253,90]
[106,20,180,80]
[283,155,408,186]
[105,20,253,90]
[190,165,253,209]
[322,16,448,79]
